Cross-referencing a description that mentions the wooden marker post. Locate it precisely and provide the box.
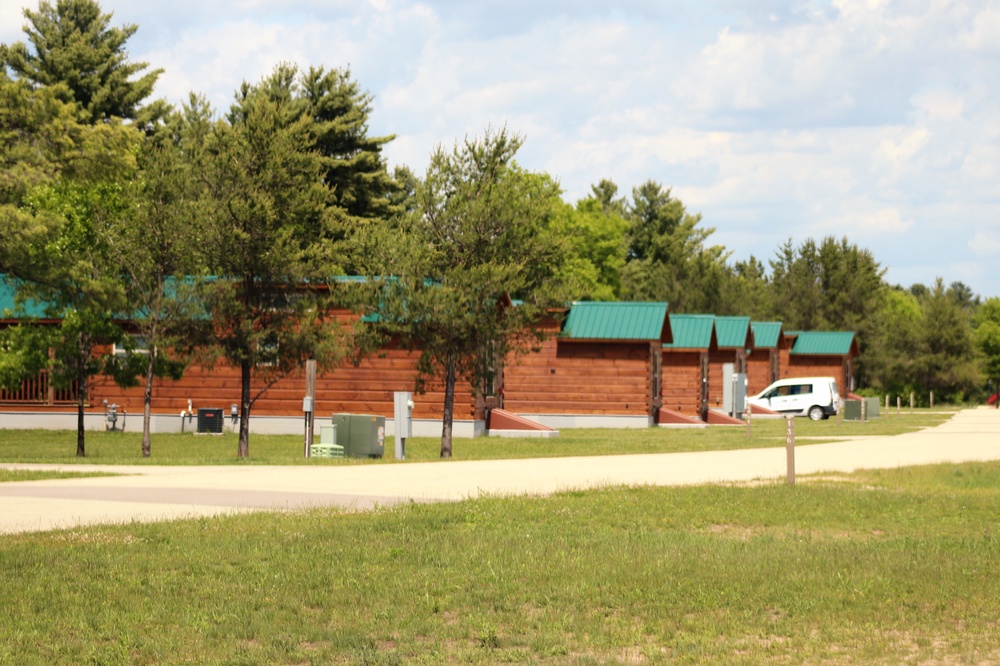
[897,396,901,415]
[785,416,795,486]
[910,392,914,414]
[745,402,752,439]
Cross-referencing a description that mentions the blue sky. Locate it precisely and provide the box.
[3,0,999,298]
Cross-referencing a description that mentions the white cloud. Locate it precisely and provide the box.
[0,4,26,43]
[968,232,1000,258]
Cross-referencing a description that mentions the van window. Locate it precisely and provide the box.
[788,384,812,395]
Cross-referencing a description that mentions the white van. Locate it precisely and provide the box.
[747,377,839,420]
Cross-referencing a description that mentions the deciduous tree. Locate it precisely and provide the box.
[371,128,563,457]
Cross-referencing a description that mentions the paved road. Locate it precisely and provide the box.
[2,408,999,535]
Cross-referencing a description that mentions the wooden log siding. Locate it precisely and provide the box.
[746,348,779,396]
[777,348,851,398]
[88,342,478,421]
[661,351,705,416]
[503,338,653,416]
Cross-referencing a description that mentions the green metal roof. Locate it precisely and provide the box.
[561,301,671,342]
[663,314,715,350]
[0,280,51,319]
[714,315,752,349]
[790,331,857,356]
[750,321,783,349]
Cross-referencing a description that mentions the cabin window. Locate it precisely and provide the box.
[113,335,149,357]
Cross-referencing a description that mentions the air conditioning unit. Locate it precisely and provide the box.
[197,408,224,434]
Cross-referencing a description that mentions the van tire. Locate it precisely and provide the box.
[808,406,825,421]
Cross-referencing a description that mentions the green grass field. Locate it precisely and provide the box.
[0,409,954,465]
[1,460,998,664]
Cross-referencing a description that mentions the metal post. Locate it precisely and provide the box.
[394,391,413,460]
[785,416,795,486]
[304,360,317,458]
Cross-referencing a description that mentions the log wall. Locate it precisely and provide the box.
[86,341,478,421]
[746,349,778,396]
[778,350,851,397]
[661,351,705,416]
[503,338,652,416]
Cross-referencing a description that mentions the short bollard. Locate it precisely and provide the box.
[785,416,795,486]
[745,402,752,439]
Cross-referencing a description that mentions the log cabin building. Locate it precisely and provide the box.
[3,275,861,434]
[660,314,717,421]
[748,321,785,395]
[501,301,671,429]
[707,316,753,413]
[781,331,859,397]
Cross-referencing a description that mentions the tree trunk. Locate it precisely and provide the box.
[440,355,456,459]
[238,358,251,459]
[142,347,156,457]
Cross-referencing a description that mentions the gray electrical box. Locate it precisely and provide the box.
[722,364,747,418]
[393,391,413,459]
[331,413,385,458]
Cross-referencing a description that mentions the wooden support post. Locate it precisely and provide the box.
[930,391,934,409]
[885,394,889,413]
[861,397,867,423]
[910,391,914,414]
[837,398,843,427]
[897,395,901,415]
[745,401,752,439]
[785,416,795,486]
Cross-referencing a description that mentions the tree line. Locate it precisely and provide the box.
[1,0,998,459]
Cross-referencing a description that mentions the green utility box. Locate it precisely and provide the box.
[331,414,385,458]
[842,398,880,421]
[842,400,861,420]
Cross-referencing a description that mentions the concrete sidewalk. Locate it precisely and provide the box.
[2,408,999,535]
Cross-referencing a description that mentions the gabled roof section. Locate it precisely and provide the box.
[750,321,783,349]
[714,315,753,349]
[790,331,858,357]
[561,301,671,343]
[663,314,716,350]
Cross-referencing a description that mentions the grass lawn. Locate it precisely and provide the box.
[0,469,122,483]
[0,409,955,465]
[1,460,999,664]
